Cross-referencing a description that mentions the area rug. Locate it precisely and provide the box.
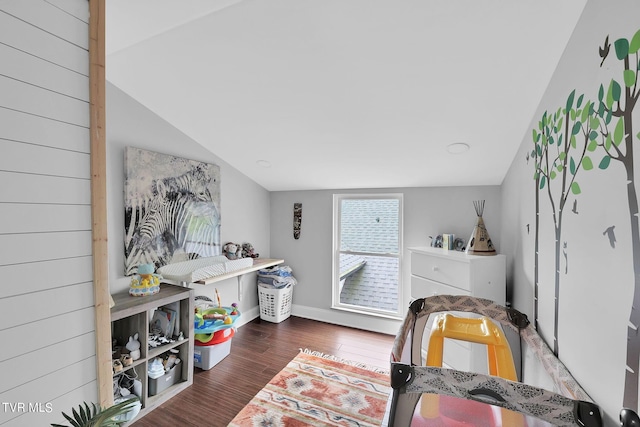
[228,349,391,426]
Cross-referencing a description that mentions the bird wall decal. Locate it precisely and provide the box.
[603,225,616,248]
[599,34,610,67]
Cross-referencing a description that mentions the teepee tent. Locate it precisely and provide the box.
[466,200,496,256]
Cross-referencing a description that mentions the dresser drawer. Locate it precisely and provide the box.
[411,251,470,290]
[411,275,470,300]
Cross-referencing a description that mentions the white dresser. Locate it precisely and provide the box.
[408,246,506,373]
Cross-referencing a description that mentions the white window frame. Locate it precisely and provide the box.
[332,193,404,319]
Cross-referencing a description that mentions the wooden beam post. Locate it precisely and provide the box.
[89,0,112,408]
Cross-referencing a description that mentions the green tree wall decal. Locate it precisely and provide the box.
[531,90,597,356]
[597,29,640,410]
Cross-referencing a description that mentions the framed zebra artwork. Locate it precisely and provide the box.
[124,147,221,276]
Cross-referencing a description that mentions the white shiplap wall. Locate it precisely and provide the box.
[0,1,96,425]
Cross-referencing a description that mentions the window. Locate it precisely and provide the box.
[332,194,403,318]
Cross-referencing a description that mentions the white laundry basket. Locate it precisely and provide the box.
[258,284,293,323]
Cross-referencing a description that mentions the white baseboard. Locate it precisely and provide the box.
[290,304,401,336]
[234,305,260,328]
[234,304,402,336]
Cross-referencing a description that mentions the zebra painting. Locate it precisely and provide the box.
[124,147,221,275]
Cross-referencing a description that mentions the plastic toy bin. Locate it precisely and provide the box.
[148,364,181,396]
[194,338,232,370]
[258,284,293,323]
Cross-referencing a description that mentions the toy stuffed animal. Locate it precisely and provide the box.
[242,242,259,258]
[223,242,241,260]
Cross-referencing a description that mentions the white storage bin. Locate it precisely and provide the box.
[193,338,232,370]
[258,284,293,323]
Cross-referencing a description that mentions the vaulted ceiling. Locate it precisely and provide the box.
[106,0,587,191]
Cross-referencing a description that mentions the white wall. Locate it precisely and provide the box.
[106,83,271,318]
[501,0,640,424]
[0,1,98,425]
[270,186,502,335]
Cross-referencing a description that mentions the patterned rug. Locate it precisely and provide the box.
[229,349,391,426]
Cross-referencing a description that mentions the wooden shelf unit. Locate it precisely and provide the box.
[110,283,194,423]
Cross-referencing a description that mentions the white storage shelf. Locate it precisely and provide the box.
[110,283,194,424]
[408,246,506,374]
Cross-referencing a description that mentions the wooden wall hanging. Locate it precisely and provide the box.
[293,203,302,239]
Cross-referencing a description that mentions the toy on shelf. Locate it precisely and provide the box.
[129,263,162,296]
[126,333,141,361]
[241,242,259,258]
[223,242,243,260]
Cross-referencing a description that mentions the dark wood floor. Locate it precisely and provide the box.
[131,316,395,427]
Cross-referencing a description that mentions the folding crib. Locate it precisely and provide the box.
[385,295,603,427]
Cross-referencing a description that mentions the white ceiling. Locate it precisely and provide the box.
[106,0,587,191]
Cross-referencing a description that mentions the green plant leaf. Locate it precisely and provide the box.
[539,175,546,189]
[587,139,598,152]
[533,171,539,180]
[590,116,600,130]
[606,109,613,125]
[558,134,563,146]
[571,181,582,195]
[599,156,611,170]
[606,84,613,109]
[624,69,637,87]
[79,404,90,424]
[630,29,640,54]
[570,157,576,175]
[614,117,625,145]
[566,90,576,111]
[61,411,81,427]
[557,164,564,172]
[589,130,598,141]
[571,135,577,149]
[615,38,630,60]
[598,84,604,102]
[582,156,594,170]
[53,399,139,427]
[550,170,557,179]
[577,94,584,108]
[612,80,622,102]
[572,121,582,135]
[570,108,576,121]
[598,101,605,117]
[559,151,567,161]
[581,101,591,123]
